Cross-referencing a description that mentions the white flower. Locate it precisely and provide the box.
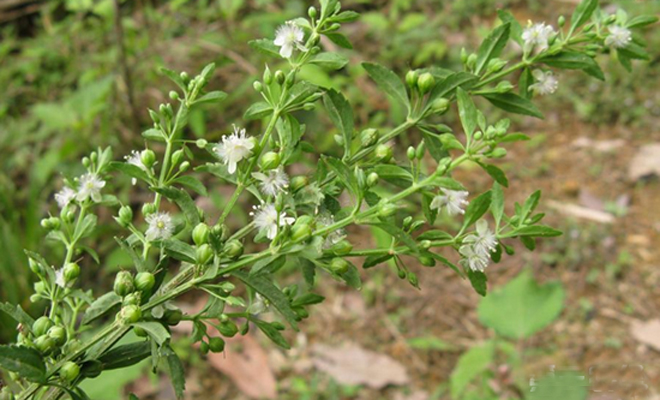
[253,167,289,197]
[145,212,174,241]
[522,22,555,52]
[317,213,346,249]
[529,69,558,96]
[76,173,106,203]
[605,26,632,48]
[463,220,498,257]
[274,21,307,58]
[247,293,269,315]
[55,187,76,209]
[459,245,490,272]
[430,188,469,216]
[214,125,255,174]
[54,268,66,288]
[251,203,295,240]
[124,150,147,185]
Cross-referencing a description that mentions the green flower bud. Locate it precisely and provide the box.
[200,340,209,354]
[119,305,142,324]
[275,70,285,85]
[378,203,398,218]
[196,244,214,265]
[374,144,393,162]
[169,91,179,100]
[291,223,312,243]
[417,72,435,94]
[134,326,147,337]
[467,53,478,70]
[180,71,189,83]
[192,223,211,246]
[122,292,141,306]
[473,131,483,141]
[63,262,80,283]
[334,134,344,146]
[419,255,435,267]
[403,216,413,230]
[29,259,44,276]
[196,138,208,149]
[329,258,349,274]
[290,176,308,192]
[118,205,133,226]
[224,240,244,259]
[405,70,418,89]
[295,215,315,227]
[329,240,353,255]
[263,66,272,85]
[34,335,56,354]
[171,149,184,166]
[142,203,157,216]
[253,81,263,92]
[360,128,379,147]
[308,6,317,19]
[430,97,450,114]
[64,339,83,354]
[90,151,98,163]
[218,320,239,337]
[275,193,285,212]
[141,149,156,168]
[60,361,80,382]
[490,148,507,158]
[179,161,190,172]
[33,316,54,337]
[82,156,91,168]
[419,240,431,250]
[558,15,565,27]
[135,272,156,292]
[406,146,416,161]
[164,309,183,325]
[212,224,230,243]
[148,109,160,124]
[496,81,513,93]
[408,272,419,286]
[259,151,281,170]
[416,141,426,160]
[303,103,316,111]
[114,271,135,297]
[62,208,76,224]
[460,47,468,64]
[328,23,341,31]
[366,172,379,187]
[208,337,225,353]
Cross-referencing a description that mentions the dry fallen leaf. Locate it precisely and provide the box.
[630,319,660,352]
[628,143,660,181]
[207,333,277,399]
[547,200,615,223]
[311,342,410,389]
[572,137,625,152]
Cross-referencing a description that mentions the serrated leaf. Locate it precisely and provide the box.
[456,88,477,138]
[483,93,543,119]
[244,101,274,120]
[0,302,35,329]
[162,345,186,399]
[153,186,200,225]
[252,318,290,349]
[309,52,349,70]
[132,322,170,346]
[323,90,354,157]
[462,191,492,229]
[172,176,208,196]
[475,23,510,75]
[161,239,197,264]
[362,62,410,110]
[82,292,121,325]
[98,341,151,370]
[0,345,46,382]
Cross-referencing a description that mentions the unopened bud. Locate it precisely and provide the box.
[275,70,285,85]
[60,361,80,383]
[34,335,56,355]
[192,223,211,246]
[33,316,54,337]
[218,320,239,337]
[490,148,507,158]
[119,305,141,324]
[171,149,184,166]
[558,15,565,27]
[416,141,426,159]
[290,176,308,192]
[114,271,135,297]
[467,53,477,70]
[63,262,80,283]
[259,152,281,170]
[496,81,514,92]
[196,138,208,149]
[430,97,450,114]
[179,161,190,172]
[360,128,379,147]
[141,149,156,168]
[405,70,418,88]
[224,240,244,259]
[329,240,353,255]
[47,326,67,346]
[253,81,263,92]
[118,205,133,226]
[196,244,214,265]
[417,72,435,94]
[329,258,349,274]
[308,6,317,19]
[407,146,416,161]
[375,144,393,162]
[135,272,156,292]
[291,224,312,242]
[208,337,225,353]
[142,203,157,216]
[367,172,379,187]
[378,203,398,218]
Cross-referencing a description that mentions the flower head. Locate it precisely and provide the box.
[430,188,469,216]
[251,203,295,240]
[214,125,255,174]
[253,167,289,197]
[145,212,174,241]
[54,268,66,288]
[522,22,555,52]
[463,220,498,257]
[317,212,346,249]
[529,69,558,96]
[124,150,147,185]
[605,25,632,48]
[55,187,76,209]
[274,21,307,58]
[459,245,491,272]
[76,173,106,203]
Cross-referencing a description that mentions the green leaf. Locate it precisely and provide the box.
[172,176,208,196]
[309,52,349,70]
[504,225,562,238]
[159,67,186,92]
[518,68,533,99]
[456,88,477,138]
[339,262,362,289]
[252,318,290,349]
[142,128,166,142]
[326,33,353,49]
[427,72,478,107]
[475,22,510,75]
[540,52,604,80]
[425,175,466,191]
[417,230,453,241]
[466,269,487,296]
[0,302,35,329]
[291,293,325,307]
[153,186,200,226]
[73,214,98,242]
[108,161,151,184]
[248,39,281,57]
[0,345,46,382]
[323,89,354,157]
[477,270,565,339]
[324,156,358,195]
[329,10,360,23]
[618,43,650,61]
[192,91,227,106]
[232,270,299,330]
[162,345,186,399]
[462,191,492,229]
[250,254,286,275]
[132,322,170,346]
[450,341,495,399]
[371,164,413,187]
[362,62,410,111]
[420,131,449,161]
[285,81,319,108]
[479,163,509,187]
[626,15,659,29]
[408,336,456,351]
[497,10,523,44]
[570,0,598,33]
[98,341,151,370]
[421,193,437,225]
[244,101,274,120]
[115,237,148,273]
[491,182,504,227]
[363,254,393,269]
[368,223,419,255]
[82,292,122,325]
[482,93,543,119]
[162,239,197,264]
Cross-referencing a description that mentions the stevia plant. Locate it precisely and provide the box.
[0,0,656,398]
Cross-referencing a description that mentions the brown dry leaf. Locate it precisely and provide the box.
[207,334,277,399]
[628,143,660,181]
[547,200,615,223]
[630,319,660,352]
[311,342,410,389]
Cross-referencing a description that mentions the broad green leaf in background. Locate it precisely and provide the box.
[529,370,590,400]
[450,341,495,399]
[477,269,565,339]
[0,345,46,382]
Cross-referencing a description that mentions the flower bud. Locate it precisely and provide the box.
[142,203,157,216]
[119,305,142,324]
[291,223,312,242]
[253,81,263,92]
[60,361,80,383]
[374,144,393,162]
[259,152,281,170]
[263,66,272,85]
[405,70,418,89]
[164,309,183,325]
[496,81,513,93]
[114,271,135,297]
[218,320,238,337]
[275,193,285,212]
[290,176,308,192]
[169,91,179,100]
[419,240,431,250]
[489,148,507,158]
[224,240,244,259]
[275,70,285,85]
[416,141,426,160]
[329,258,349,274]
[334,134,344,146]
[460,47,468,64]
[192,223,211,246]
[180,71,189,83]
[408,272,419,286]
[473,131,483,141]
[303,103,316,111]
[419,255,435,267]
[558,15,565,27]
[196,138,208,149]
[296,215,315,227]
[208,337,226,353]
[82,156,91,168]
[378,203,398,218]
[196,244,214,265]
[63,262,80,283]
[467,53,477,70]
[430,97,450,114]
[179,161,190,172]
[34,335,56,355]
[148,109,160,124]
[122,292,141,306]
[212,224,230,243]
[29,259,44,276]
[141,149,156,168]
[308,6,317,19]
[135,272,156,292]
[33,316,54,337]
[61,208,75,224]
[366,172,379,187]
[47,326,67,346]
[118,205,133,226]
[403,216,413,230]
[406,146,416,161]
[417,72,435,94]
[329,240,353,255]
[360,128,379,147]
[171,149,184,166]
